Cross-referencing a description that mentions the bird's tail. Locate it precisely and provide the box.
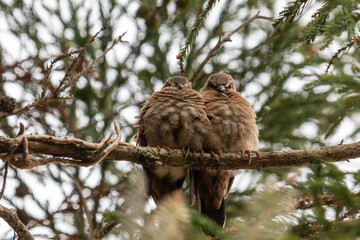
[201,198,226,228]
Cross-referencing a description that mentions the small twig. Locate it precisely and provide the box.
[92,121,123,165]
[295,192,360,210]
[23,136,35,161]
[0,161,8,200]
[92,221,120,240]
[325,41,356,74]
[0,29,127,120]
[16,122,25,136]
[2,122,26,169]
[63,168,94,239]
[68,33,128,93]
[54,27,107,95]
[0,204,34,240]
[190,12,273,84]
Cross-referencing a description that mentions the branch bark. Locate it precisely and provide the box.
[92,221,119,240]
[0,134,359,170]
[0,204,34,240]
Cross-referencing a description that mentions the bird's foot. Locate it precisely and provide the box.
[182,148,200,161]
[210,150,222,163]
[182,147,191,161]
[241,150,260,165]
[156,145,171,153]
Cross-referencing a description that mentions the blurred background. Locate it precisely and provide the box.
[0,0,360,239]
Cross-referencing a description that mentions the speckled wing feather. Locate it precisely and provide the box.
[201,90,258,153]
[134,76,219,204]
[191,73,259,227]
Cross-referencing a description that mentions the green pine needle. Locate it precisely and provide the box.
[273,0,312,28]
[178,0,219,74]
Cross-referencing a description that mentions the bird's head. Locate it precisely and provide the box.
[201,73,235,93]
[163,76,192,90]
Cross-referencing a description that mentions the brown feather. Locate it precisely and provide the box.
[191,73,259,227]
[134,76,219,205]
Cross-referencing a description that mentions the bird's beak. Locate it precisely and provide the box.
[218,85,226,92]
[178,84,184,89]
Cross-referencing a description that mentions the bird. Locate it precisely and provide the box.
[190,73,259,227]
[134,76,220,205]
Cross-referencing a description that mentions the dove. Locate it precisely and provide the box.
[135,76,219,204]
[191,73,259,227]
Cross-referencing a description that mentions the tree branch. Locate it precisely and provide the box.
[190,12,273,84]
[296,192,360,210]
[0,131,359,170]
[92,221,119,240]
[0,204,34,240]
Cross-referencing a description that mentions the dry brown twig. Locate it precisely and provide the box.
[0,122,26,200]
[63,167,94,240]
[0,29,128,119]
[0,162,7,201]
[92,221,120,240]
[190,12,273,84]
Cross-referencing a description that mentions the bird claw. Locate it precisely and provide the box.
[241,150,260,166]
[210,151,218,161]
[183,147,191,161]
[182,148,200,161]
[210,150,222,164]
[192,149,196,158]
[156,145,162,153]
[252,150,260,158]
[156,145,171,153]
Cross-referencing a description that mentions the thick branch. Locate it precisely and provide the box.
[0,134,359,170]
[0,204,34,240]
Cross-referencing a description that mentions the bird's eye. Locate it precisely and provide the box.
[228,84,233,89]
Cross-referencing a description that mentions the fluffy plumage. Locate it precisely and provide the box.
[191,73,259,227]
[135,76,219,204]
